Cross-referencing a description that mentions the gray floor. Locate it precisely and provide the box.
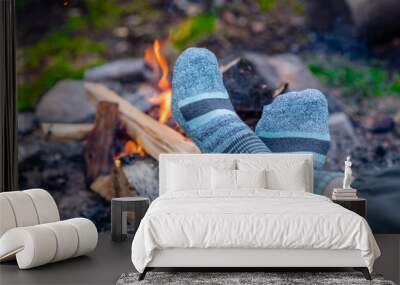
[374,234,400,284]
[0,233,134,285]
[1,233,399,285]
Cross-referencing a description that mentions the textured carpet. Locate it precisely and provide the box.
[116,272,395,285]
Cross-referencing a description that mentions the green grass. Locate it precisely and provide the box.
[309,61,400,98]
[170,13,217,51]
[17,0,162,111]
[18,57,105,111]
[18,31,106,111]
[257,0,279,12]
[257,0,304,14]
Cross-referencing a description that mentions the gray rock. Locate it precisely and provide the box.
[242,52,343,113]
[18,112,37,135]
[329,112,358,142]
[394,112,400,126]
[353,167,400,233]
[122,156,159,201]
[18,142,41,164]
[102,81,124,94]
[394,112,400,135]
[35,80,95,123]
[84,58,146,82]
[122,84,157,112]
[360,113,395,133]
[241,52,280,89]
[327,112,359,169]
[243,52,322,91]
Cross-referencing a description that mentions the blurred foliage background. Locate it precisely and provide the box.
[16,0,400,111]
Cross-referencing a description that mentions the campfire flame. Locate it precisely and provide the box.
[114,39,174,163]
[114,137,145,164]
[144,40,172,124]
[121,139,145,157]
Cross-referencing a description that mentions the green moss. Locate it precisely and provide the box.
[64,14,87,33]
[309,61,400,98]
[23,33,105,70]
[85,0,123,29]
[390,78,400,93]
[18,29,106,111]
[170,14,216,51]
[84,0,159,29]
[122,1,161,20]
[17,0,130,111]
[18,57,105,111]
[257,0,304,14]
[257,0,278,12]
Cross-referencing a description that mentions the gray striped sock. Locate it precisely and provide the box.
[255,89,330,169]
[172,47,270,154]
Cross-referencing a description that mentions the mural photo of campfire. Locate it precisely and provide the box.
[16,0,400,234]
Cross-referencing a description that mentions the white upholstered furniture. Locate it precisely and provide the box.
[0,189,98,269]
[131,154,380,281]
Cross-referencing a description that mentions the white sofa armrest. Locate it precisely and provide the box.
[0,218,98,269]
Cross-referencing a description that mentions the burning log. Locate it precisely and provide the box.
[112,160,136,198]
[85,101,119,184]
[220,58,240,74]
[41,123,93,142]
[89,162,138,201]
[90,175,114,201]
[85,82,201,160]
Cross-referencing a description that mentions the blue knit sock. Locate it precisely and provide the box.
[172,47,270,153]
[255,89,330,168]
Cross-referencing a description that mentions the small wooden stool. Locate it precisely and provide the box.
[111,197,149,242]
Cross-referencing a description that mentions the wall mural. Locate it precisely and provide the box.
[16,0,400,233]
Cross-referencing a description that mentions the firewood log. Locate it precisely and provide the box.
[90,175,114,201]
[89,164,137,201]
[41,123,93,142]
[84,82,200,160]
[85,101,119,184]
[112,162,136,199]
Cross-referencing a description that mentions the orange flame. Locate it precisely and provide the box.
[144,40,172,124]
[114,138,145,163]
[114,40,174,162]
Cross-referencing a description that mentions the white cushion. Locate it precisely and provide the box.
[0,189,97,269]
[0,226,57,269]
[236,169,267,189]
[267,164,307,191]
[0,218,97,269]
[167,163,212,191]
[42,221,79,262]
[160,154,313,195]
[212,169,268,191]
[66,218,98,257]
[212,169,236,190]
[238,159,308,192]
[0,191,39,227]
[0,189,60,237]
[0,196,17,237]
[163,157,236,194]
[24,189,60,224]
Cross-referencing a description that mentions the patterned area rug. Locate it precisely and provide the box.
[116,272,395,285]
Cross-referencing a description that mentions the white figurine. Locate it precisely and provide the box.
[343,156,353,189]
